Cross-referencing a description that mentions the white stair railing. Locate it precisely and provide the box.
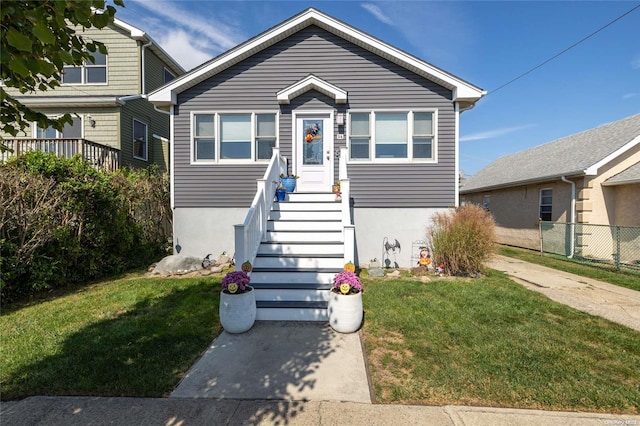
[339,147,355,264]
[234,148,286,270]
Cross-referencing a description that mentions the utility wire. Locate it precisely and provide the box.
[487,3,640,97]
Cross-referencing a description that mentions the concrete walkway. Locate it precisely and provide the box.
[3,257,640,425]
[488,255,640,332]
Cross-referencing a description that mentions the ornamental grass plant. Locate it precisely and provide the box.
[429,203,496,275]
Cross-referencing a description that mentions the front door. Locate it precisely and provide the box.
[294,113,334,192]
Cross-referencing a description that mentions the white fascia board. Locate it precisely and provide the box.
[277,75,347,104]
[148,8,484,106]
[584,134,640,175]
[113,18,146,39]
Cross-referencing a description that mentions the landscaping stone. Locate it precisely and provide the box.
[386,270,401,278]
[369,268,384,277]
[151,255,203,276]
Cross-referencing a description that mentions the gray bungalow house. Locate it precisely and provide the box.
[461,113,640,258]
[148,8,485,320]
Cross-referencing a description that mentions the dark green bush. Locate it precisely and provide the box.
[0,152,171,301]
[429,203,496,275]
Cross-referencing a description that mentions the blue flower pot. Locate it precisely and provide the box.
[281,177,296,193]
[275,188,286,201]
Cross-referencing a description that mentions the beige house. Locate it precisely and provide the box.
[460,113,640,257]
[1,18,185,171]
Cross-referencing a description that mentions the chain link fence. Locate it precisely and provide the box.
[540,222,640,271]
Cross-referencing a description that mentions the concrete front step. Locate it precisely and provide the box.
[256,301,328,321]
[286,192,339,202]
[272,202,340,212]
[267,220,342,231]
[251,269,340,284]
[269,210,342,221]
[266,230,343,242]
[253,255,344,269]
[258,242,344,255]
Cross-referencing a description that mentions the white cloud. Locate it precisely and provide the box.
[622,92,639,100]
[155,30,215,71]
[460,124,536,142]
[361,3,394,26]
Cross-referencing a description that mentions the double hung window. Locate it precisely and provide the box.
[133,119,148,161]
[192,113,277,162]
[62,51,107,84]
[539,189,553,221]
[349,110,435,162]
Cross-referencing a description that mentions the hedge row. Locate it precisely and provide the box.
[0,152,171,301]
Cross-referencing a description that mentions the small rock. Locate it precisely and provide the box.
[210,266,223,273]
[410,266,428,276]
[420,276,431,283]
[369,268,384,277]
[386,270,401,278]
[217,253,230,265]
[200,270,213,276]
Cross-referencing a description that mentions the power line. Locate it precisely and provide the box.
[487,3,640,97]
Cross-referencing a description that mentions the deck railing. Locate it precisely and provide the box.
[339,146,355,264]
[1,138,121,171]
[234,148,287,270]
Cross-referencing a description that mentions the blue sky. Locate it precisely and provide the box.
[116,1,640,176]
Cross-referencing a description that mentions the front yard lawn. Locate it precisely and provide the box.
[1,275,219,400]
[361,271,640,414]
[2,270,639,414]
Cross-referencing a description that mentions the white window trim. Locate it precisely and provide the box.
[346,109,438,164]
[61,51,108,86]
[133,118,148,161]
[190,111,279,165]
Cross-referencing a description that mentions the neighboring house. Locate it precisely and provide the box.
[1,18,185,171]
[148,8,484,320]
[460,113,640,254]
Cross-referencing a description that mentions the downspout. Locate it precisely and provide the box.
[140,40,153,94]
[561,176,575,258]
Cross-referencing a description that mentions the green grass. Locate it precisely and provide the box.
[362,272,640,413]
[498,245,640,292]
[1,275,220,400]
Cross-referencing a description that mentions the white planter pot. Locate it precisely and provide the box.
[219,286,256,334]
[328,290,363,333]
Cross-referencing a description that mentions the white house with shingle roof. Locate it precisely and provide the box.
[460,113,640,250]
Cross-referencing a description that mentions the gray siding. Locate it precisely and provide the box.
[174,26,455,208]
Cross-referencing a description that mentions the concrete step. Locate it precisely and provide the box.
[258,242,344,256]
[250,269,340,284]
[269,210,342,221]
[266,230,343,242]
[254,287,330,303]
[272,202,341,212]
[256,301,328,321]
[286,192,339,202]
[267,220,342,232]
[253,254,344,269]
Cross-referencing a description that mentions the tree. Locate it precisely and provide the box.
[0,0,124,148]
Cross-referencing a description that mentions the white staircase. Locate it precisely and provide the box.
[252,192,344,321]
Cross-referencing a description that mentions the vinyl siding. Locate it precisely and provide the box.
[174,26,455,208]
[121,98,171,170]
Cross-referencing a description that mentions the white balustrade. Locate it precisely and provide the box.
[339,146,355,264]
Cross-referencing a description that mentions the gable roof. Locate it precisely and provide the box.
[113,18,185,76]
[603,161,640,186]
[460,113,640,193]
[147,8,485,109]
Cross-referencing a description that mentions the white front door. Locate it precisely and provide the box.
[294,113,334,192]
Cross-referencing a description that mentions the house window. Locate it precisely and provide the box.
[539,188,552,221]
[164,68,176,84]
[191,112,278,163]
[36,117,82,138]
[348,110,435,161]
[62,51,107,84]
[133,119,148,161]
[256,114,276,160]
[482,194,491,211]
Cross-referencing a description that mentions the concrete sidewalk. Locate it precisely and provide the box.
[3,396,639,425]
[488,255,640,332]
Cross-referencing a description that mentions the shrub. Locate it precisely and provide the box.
[0,152,171,301]
[428,203,496,275]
